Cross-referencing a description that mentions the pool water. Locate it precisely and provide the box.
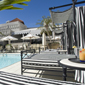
[0,53,21,69]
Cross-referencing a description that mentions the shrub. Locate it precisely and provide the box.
[47,42,60,49]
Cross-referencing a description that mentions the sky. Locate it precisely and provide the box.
[0,0,85,28]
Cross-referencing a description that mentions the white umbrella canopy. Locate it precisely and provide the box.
[1,35,18,44]
[21,33,40,44]
[21,34,40,40]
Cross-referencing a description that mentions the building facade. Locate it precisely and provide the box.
[0,18,27,38]
[0,18,42,46]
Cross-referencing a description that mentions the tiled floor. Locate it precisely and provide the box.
[0,61,21,75]
[0,61,42,77]
[0,61,75,82]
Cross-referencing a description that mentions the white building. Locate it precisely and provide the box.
[0,18,41,37]
[0,18,27,37]
[0,18,62,48]
[0,18,42,46]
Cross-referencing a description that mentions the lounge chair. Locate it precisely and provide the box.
[11,45,17,52]
[57,50,68,54]
[23,44,27,50]
[0,71,81,85]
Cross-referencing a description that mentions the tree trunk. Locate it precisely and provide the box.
[46,27,51,43]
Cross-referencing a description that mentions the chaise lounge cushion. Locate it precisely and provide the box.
[0,71,82,85]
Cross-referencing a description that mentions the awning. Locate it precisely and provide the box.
[50,7,73,24]
[12,29,30,35]
[29,29,41,35]
[12,28,41,35]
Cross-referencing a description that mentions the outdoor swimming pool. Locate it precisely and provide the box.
[0,53,21,69]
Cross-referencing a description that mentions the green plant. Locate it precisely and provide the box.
[6,44,12,48]
[47,42,60,49]
[0,0,30,10]
[37,16,52,43]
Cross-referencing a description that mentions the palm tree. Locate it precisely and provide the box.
[37,16,52,43]
[0,0,30,10]
[40,28,52,36]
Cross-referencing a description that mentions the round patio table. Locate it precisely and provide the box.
[58,58,85,83]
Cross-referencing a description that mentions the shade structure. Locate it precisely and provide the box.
[1,35,18,44]
[42,32,46,46]
[50,7,73,24]
[21,33,40,44]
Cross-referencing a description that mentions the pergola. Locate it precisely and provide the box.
[49,0,85,54]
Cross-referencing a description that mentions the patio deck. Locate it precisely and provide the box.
[0,50,76,82]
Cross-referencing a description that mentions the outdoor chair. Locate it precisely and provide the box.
[23,44,27,50]
[11,45,17,52]
[0,71,81,85]
[18,45,23,50]
[13,45,20,52]
[57,50,68,54]
[5,45,16,53]
[26,46,31,50]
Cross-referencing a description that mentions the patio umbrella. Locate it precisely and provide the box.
[21,33,40,44]
[1,35,18,44]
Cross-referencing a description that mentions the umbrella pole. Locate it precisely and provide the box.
[30,38,31,47]
[23,34,24,44]
[9,40,11,45]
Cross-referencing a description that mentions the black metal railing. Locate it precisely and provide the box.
[21,50,75,81]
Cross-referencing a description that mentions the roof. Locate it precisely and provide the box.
[10,18,24,24]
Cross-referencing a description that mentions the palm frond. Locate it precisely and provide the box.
[0,0,30,10]
[10,0,30,5]
[36,16,53,43]
[0,5,13,10]
[40,29,47,35]
[7,7,23,10]
[18,3,28,6]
